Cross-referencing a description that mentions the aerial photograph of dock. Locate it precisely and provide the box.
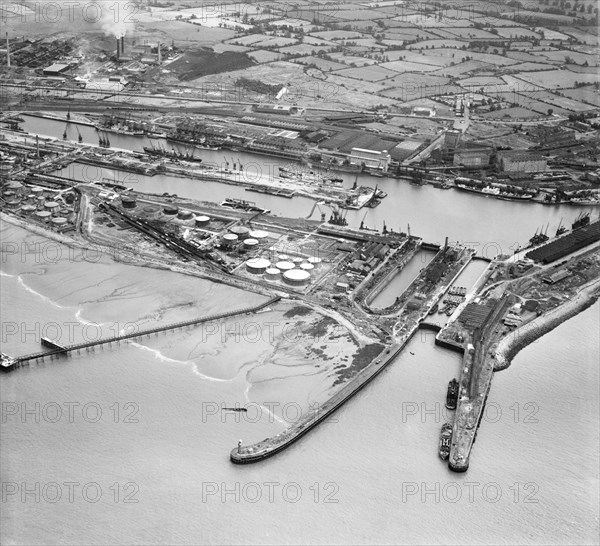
[1,0,598,544]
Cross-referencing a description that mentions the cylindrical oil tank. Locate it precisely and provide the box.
[58,208,71,216]
[178,210,193,220]
[122,196,136,209]
[21,204,37,214]
[5,199,20,209]
[276,261,294,272]
[163,205,178,215]
[221,233,238,247]
[6,181,23,194]
[264,267,281,281]
[292,257,303,266]
[243,238,259,249]
[300,262,315,272]
[246,257,270,274]
[2,190,15,199]
[230,225,250,240]
[51,217,68,227]
[30,187,44,196]
[35,210,52,222]
[308,256,323,268]
[283,269,311,286]
[44,201,60,213]
[195,215,210,227]
[278,254,290,261]
[249,229,268,239]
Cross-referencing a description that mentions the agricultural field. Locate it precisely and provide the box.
[533,50,599,66]
[279,43,333,56]
[387,51,456,67]
[248,50,283,63]
[444,27,505,40]
[379,60,442,73]
[309,30,364,40]
[325,75,389,94]
[332,65,398,82]
[142,20,236,45]
[494,27,542,39]
[561,87,600,107]
[432,60,495,77]
[514,69,600,89]
[326,53,380,66]
[291,57,348,71]
[384,29,443,41]
[504,62,560,73]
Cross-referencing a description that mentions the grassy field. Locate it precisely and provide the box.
[514,69,600,89]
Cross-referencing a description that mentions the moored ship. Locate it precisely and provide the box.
[220,198,270,214]
[439,423,453,460]
[446,378,459,410]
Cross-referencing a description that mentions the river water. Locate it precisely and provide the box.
[1,117,598,545]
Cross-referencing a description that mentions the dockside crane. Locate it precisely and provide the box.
[305,201,326,222]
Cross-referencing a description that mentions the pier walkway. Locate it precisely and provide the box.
[1,296,281,372]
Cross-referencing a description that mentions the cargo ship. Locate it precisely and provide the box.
[439,423,453,460]
[220,198,270,214]
[572,211,591,230]
[446,378,459,410]
[143,146,203,163]
[454,178,535,200]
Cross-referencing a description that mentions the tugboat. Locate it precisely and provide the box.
[446,378,459,410]
[439,422,453,460]
[428,302,439,315]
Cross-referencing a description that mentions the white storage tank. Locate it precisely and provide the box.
[308,256,322,268]
[276,261,294,272]
[300,262,315,271]
[51,217,68,227]
[264,267,281,281]
[222,233,238,247]
[230,226,250,240]
[246,257,270,274]
[243,238,259,249]
[249,229,268,239]
[283,269,311,286]
[195,215,210,227]
[35,210,52,222]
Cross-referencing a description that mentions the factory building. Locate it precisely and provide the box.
[349,148,391,171]
[498,152,547,173]
[453,145,493,168]
[43,63,71,76]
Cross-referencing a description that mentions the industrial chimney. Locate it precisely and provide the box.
[116,37,120,60]
[6,33,10,68]
[120,36,125,55]
[157,43,161,63]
